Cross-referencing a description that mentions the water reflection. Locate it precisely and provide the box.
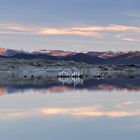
[0,90,140,119]
[1,106,140,120]
[0,79,140,140]
[0,77,140,95]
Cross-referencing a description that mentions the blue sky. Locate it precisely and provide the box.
[0,0,140,51]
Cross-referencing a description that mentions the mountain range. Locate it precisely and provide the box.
[0,48,140,65]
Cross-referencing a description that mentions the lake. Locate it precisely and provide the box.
[0,77,140,140]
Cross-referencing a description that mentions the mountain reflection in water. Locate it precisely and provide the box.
[0,77,140,95]
[0,77,140,140]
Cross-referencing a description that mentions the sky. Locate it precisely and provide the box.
[0,0,140,51]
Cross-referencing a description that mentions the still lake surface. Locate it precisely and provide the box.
[0,77,140,140]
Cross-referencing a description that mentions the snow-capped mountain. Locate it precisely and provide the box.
[0,48,30,57]
[0,48,139,64]
[32,50,75,57]
[98,51,124,59]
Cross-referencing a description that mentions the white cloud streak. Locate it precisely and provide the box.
[0,23,140,43]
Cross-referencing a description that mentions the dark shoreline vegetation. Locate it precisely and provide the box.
[0,57,140,77]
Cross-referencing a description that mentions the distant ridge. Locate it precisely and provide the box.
[0,48,140,64]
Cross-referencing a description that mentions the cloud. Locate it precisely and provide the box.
[72,24,140,32]
[36,27,97,36]
[115,34,140,42]
[0,23,30,32]
[126,13,140,19]
[0,23,98,36]
[122,38,137,42]
[0,23,140,38]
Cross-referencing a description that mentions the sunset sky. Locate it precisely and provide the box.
[0,0,140,51]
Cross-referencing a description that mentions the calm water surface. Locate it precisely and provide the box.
[0,78,140,140]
